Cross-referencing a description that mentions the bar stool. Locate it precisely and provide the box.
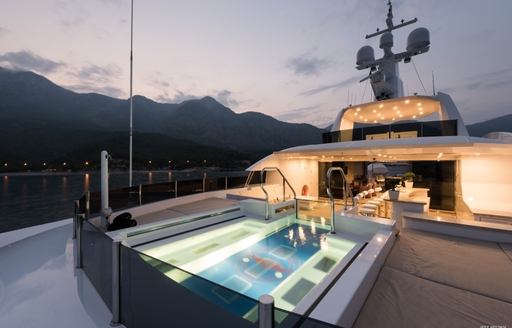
[360,207,376,216]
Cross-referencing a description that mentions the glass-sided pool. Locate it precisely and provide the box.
[137,215,360,312]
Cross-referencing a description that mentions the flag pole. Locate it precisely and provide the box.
[129,0,134,187]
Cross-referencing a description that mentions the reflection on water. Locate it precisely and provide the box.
[0,171,242,233]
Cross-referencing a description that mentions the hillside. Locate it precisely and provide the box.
[0,68,323,170]
[466,114,512,137]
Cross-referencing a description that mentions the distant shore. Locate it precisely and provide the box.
[1,168,247,177]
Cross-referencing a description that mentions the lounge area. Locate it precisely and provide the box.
[353,229,512,327]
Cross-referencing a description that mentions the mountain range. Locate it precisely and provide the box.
[0,67,510,170]
[0,68,322,170]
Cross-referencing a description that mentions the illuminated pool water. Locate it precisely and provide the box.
[138,216,359,311]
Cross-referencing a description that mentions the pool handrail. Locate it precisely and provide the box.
[260,167,297,220]
[326,166,350,234]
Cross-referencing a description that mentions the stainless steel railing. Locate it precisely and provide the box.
[326,166,350,234]
[260,167,297,220]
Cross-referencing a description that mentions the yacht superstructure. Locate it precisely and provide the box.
[1,2,511,328]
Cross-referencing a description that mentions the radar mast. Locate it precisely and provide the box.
[356,1,430,101]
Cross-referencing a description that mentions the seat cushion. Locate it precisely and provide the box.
[385,229,512,303]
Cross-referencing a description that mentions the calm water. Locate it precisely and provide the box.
[0,170,244,233]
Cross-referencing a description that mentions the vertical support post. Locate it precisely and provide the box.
[225,176,228,190]
[111,239,121,326]
[282,178,285,201]
[85,191,90,220]
[73,200,79,239]
[174,180,178,198]
[259,295,274,328]
[138,184,142,206]
[101,150,112,227]
[202,172,206,192]
[76,214,84,268]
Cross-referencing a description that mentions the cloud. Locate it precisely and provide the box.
[276,105,320,121]
[0,50,65,74]
[156,90,198,104]
[287,53,331,76]
[72,63,122,83]
[216,89,239,108]
[52,0,89,28]
[464,67,512,91]
[299,75,361,96]
[65,63,124,98]
[65,83,124,98]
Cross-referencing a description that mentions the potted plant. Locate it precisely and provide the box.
[403,171,416,190]
[388,186,400,200]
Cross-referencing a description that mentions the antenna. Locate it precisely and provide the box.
[128,0,134,187]
[364,1,417,39]
[432,70,436,96]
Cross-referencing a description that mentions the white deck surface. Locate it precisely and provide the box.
[0,223,113,328]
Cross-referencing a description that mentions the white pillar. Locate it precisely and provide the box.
[101,150,112,227]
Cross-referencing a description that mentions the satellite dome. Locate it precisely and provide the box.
[407,27,430,53]
[356,46,375,66]
[379,32,393,49]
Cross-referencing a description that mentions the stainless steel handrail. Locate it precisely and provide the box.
[260,167,297,220]
[326,166,350,234]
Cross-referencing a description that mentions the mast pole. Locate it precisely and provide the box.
[129,0,134,187]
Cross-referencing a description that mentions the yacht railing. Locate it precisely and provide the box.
[260,167,297,220]
[326,167,351,234]
[78,173,251,218]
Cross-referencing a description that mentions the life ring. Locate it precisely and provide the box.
[301,185,309,196]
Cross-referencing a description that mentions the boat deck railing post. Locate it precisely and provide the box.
[75,213,85,268]
[110,239,121,326]
[258,294,274,328]
[138,184,142,206]
[73,200,79,239]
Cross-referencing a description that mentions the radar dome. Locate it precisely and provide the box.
[379,32,393,49]
[356,46,375,66]
[407,27,430,53]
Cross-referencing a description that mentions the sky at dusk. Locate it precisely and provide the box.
[0,0,511,127]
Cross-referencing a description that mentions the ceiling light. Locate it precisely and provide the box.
[355,112,358,116]
[373,120,377,123]
[405,99,410,104]
[373,109,377,113]
[417,102,422,106]
[399,114,403,118]
[419,112,423,115]
[379,104,384,108]
[418,107,423,111]
[393,106,398,110]
[392,118,396,121]
[364,119,368,122]
[356,107,361,111]
[412,115,417,119]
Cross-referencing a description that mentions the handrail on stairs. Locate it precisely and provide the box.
[326,167,350,234]
[260,167,297,220]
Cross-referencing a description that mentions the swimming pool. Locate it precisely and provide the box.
[137,215,359,311]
